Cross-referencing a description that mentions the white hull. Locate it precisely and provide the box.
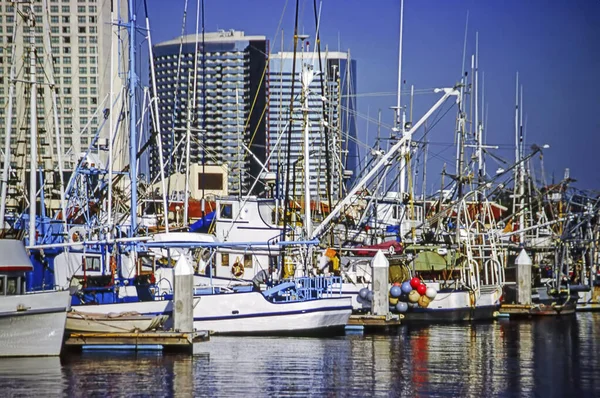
[192,292,352,335]
[576,287,600,311]
[0,290,70,357]
[345,282,502,321]
[69,292,353,335]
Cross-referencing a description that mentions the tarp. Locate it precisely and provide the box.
[412,250,450,271]
[189,211,216,233]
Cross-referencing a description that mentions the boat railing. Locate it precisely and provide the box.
[264,276,344,303]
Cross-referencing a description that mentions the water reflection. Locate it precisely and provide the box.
[0,314,598,397]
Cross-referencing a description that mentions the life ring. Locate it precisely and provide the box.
[68,226,87,249]
[231,261,244,278]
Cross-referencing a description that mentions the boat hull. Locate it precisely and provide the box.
[0,290,70,357]
[65,293,353,336]
[192,292,353,335]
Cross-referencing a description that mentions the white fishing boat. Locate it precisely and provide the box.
[61,269,352,336]
[0,240,70,357]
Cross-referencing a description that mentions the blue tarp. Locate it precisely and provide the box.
[189,211,216,232]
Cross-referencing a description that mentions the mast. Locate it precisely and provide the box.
[108,0,116,238]
[128,0,138,237]
[236,86,243,196]
[183,69,192,226]
[512,72,521,240]
[42,0,68,241]
[396,0,406,198]
[519,85,525,243]
[28,6,38,244]
[301,64,314,237]
[0,5,19,231]
[145,0,169,232]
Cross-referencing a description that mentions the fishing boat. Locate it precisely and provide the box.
[0,240,70,357]
[56,251,352,336]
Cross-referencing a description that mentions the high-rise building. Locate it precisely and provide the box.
[151,30,268,197]
[268,49,357,202]
[0,0,123,173]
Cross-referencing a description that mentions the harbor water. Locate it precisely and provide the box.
[1,313,599,397]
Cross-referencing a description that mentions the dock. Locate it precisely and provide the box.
[499,303,576,317]
[64,331,210,353]
[346,314,403,333]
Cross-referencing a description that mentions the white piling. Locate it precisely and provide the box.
[173,255,194,333]
[371,250,390,316]
[515,249,532,305]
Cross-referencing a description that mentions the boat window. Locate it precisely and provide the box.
[6,277,17,295]
[244,254,253,268]
[0,276,5,295]
[84,256,101,272]
[220,203,232,219]
[221,253,229,267]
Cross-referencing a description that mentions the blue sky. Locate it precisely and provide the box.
[144,0,600,191]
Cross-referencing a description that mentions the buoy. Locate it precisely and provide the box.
[393,282,402,287]
[390,285,402,298]
[426,287,437,300]
[366,290,374,302]
[408,301,419,308]
[408,290,420,303]
[417,283,427,296]
[410,277,421,289]
[396,301,408,313]
[401,281,412,294]
[389,297,399,306]
[399,292,409,302]
[359,287,369,299]
[418,295,431,308]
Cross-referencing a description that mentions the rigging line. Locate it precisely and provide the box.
[313,0,333,235]
[166,0,190,204]
[241,0,289,161]
[282,0,301,248]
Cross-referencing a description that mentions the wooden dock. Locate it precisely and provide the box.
[499,303,576,317]
[65,330,209,353]
[346,314,403,332]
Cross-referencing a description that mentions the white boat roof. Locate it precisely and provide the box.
[152,232,218,243]
[0,239,33,272]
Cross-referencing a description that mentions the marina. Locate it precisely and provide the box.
[0,0,598,396]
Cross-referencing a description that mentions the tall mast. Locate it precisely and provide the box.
[519,85,525,243]
[396,0,406,197]
[301,64,314,237]
[128,0,138,237]
[108,0,116,239]
[41,0,68,242]
[145,0,169,232]
[28,6,38,244]
[512,72,520,238]
[184,69,192,225]
[0,5,19,231]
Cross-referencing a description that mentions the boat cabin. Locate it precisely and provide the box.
[0,239,34,296]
